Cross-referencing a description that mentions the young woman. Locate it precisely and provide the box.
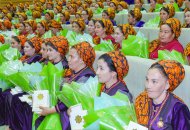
[49,20,62,36]
[135,60,190,129]
[18,22,27,36]
[24,20,37,38]
[182,10,190,28]
[18,13,27,23]
[117,1,128,12]
[184,42,190,64]
[88,19,96,38]
[97,51,132,100]
[36,20,49,38]
[81,8,93,24]
[60,11,70,25]
[102,7,117,26]
[128,7,145,27]
[149,18,184,59]
[11,35,26,55]
[44,11,54,23]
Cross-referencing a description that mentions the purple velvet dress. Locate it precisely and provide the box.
[148,93,190,130]
[35,66,96,130]
[135,21,145,27]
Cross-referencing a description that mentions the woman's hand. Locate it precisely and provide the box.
[67,107,72,117]
[39,106,56,116]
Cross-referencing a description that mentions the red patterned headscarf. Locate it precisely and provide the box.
[0,35,5,44]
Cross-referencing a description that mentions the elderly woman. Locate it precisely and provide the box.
[35,41,96,130]
[102,7,117,26]
[159,4,175,26]
[49,20,62,36]
[128,7,145,27]
[60,11,70,24]
[135,60,190,129]
[11,35,26,55]
[97,51,132,100]
[182,10,190,28]
[149,18,184,59]
[36,20,49,38]
[114,24,136,49]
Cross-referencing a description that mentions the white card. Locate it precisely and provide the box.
[126,121,148,130]
[69,104,87,130]
[32,90,49,113]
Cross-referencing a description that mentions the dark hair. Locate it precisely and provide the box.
[160,6,169,15]
[149,63,168,79]
[72,21,82,28]
[129,10,134,18]
[46,41,58,51]
[116,25,124,34]
[89,19,96,25]
[98,53,116,72]
[95,20,105,28]
[27,40,34,48]
[102,10,109,16]
[12,36,20,43]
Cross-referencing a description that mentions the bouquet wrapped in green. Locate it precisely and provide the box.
[173,2,180,12]
[158,50,188,65]
[94,7,104,14]
[117,9,128,14]
[121,34,149,58]
[42,30,53,39]
[144,16,160,27]
[155,4,163,12]
[93,40,114,52]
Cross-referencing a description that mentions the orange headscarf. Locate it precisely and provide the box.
[86,8,93,20]
[96,2,104,9]
[29,36,42,53]
[162,4,175,18]
[55,6,62,13]
[119,24,136,39]
[32,11,41,19]
[118,1,128,9]
[3,20,12,30]
[157,0,165,4]
[135,60,185,126]
[69,4,77,14]
[184,42,190,56]
[72,18,86,32]
[49,36,69,56]
[133,7,142,21]
[18,35,27,47]
[5,13,12,21]
[49,20,62,30]
[107,51,129,81]
[46,11,54,19]
[38,20,49,31]
[106,7,115,20]
[110,0,119,8]
[25,20,37,32]
[72,41,95,68]
[97,19,114,35]
[176,0,183,8]
[18,13,27,21]
[61,11,70,21]
[0,35,5,44]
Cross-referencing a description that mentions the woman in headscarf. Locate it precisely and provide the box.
[54,5,62,15]
[117,1,128,12]
[135,0,147,11]
[39,38,49,63]
[0,19,12,31]
[46,1,54,10]
[94,2,104,10]
[24,20,37,38]
[49,20,62,36]
[45,11,54,23]
[60,11,70,25]
[32,11,41,20]
[72,18,86,34]
[149,18,184,59]
[78,4,88,12]
[11,35,26,55]
[159,4,175,27]
[0,35,4,44]
[18,22,28,36]
[182,10,190,28]
[75,11,82,19]
[81,8,93,24]
[35,41,96,130]
[20,36,42,64]
[88,19,96,38]
[36,20,49,38]
[97,51,132,100]
[84,0,92,7]
[135,60,190,129]
[184,42,190,64]
[102,7,117,26]
[149,0,156,12]
[109,0,119,11]
[113,24,136,49]
[68,4,77,15]
[128,7,145,27]
[18,12,27,23]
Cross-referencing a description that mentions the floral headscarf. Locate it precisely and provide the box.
[61,11,70,21]
[72,18,86,32]
[18,35,27,47]
[18,13,27,21]
[118,24,136,39]
[38,20,49,31]
[133,7,142,21]
[162,4,175,18]
[25,20,37,32]
[118,1,128,9]
[184,42,190,56]
[96,18,114,35]
[0,35,5,44]
[49,20,62,30]
[29,36,42,53]
[32,11,41,19]
[106,7,115,20]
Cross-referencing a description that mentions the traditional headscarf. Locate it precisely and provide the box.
[86,8,93,20]
[184,42,190,56]
[133,7,142,21]
[5,13,12,21]
[85,0,92,5]
[72,18,86,32]
[40,0,46,4]
[25,20,37,32]
[107,51,129,81]
[118,1,128,9]
[49,36,69,56]
[80,4,88,11]
[135,60,185,126]
[72,41,95,68]
[118,24,136,39]
[76,1,82,6]
[164,18,181,39]
[18,3,25,11]
[157,0,164,4]
[18,35,27,47]
[69,4,77,14]
[106,7,115,20]
[0,35,5,44]
[61,11,70,21]
[96,19,114,35]
[18,13,27,21]
[29,36,42,53]
[162,4,175,18]
[110,0,119,8]
[75,11,82,18]
[49,20,62,30]
[55,6,62,13]
[96,2,104,9]
[32,11,41,19]
[38,20,49,31]
[2,20,12,30]
[46,11,54,19]
[176,0,183,8]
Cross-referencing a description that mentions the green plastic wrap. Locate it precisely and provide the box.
[94,7,103,14]
[173,2,180,12]
[94,40,114,52]
[2,47,21,61]
[37,113,62,130]
[121,35,149,58]
[59,29,69,37]
[155,4,163,12]
[42,30,53,39]
[144,16,160,27]
[158,50,188,65]
[117,9,128,14]
[26,10,32,16]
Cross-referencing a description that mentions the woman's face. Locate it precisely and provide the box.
[68,48,83,72]
[109,3,116,10]
[60,13,66,21]
[95,21,106,37]
[24,42,35,56]
[82,10,88,21]
[11,38,21,49]
[145,68,169,100]
[135,0,142,8]
[72,22,82,33]
[96,59,116,83]
[18,15,24,22]
[114,27,124,44]
[150,0,156,8]
[75,14,81,19]
[185,11,190,25]
[25,23,32,33]
[40,43,48,59]
[54,8,58,14]
[159,24,175,43]
[102,12,109,19]
[117,5,123,12]
[19,23,25,33]
[128,13,135,25]
[37,23,45,35]
[88,20,95,35]
[69,6,75,14]
[47,45,61,62]
[160,10,169,22]
[45,13,51,21]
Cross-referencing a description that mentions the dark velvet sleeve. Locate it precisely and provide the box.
[172,102,190,130]
[55,101,68,113]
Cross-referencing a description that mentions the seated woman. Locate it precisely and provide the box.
[149,18,184,59]
[18,13,27,23]
[97,51,132,101]
[117,1,128,12]
[149,0,156,12]
[182,10,190,28]
[184,42,190,64]
[46,1,54,10]
[94,2,104,10]
[114,24,136,49]
[11,35,26,55]
[24,20,37,39]
[60,11,70,25]
[135,60,190,129]
[88,19,96,38]
[128,7,145,27]
[68,4,77,15]
[75,11,82,19]
[94,19,116,46]
[159,4,175,26]
[18,22,27,36]
[0,19,12,31]
[53,5,62,15]
[32,11,42,20]
[78,4,88,12]
[44,11,54,23]
[102,7,117,26]
[39,38,49,63]
[135,0,147,11]
[35,41,96,130]
[81,8,93,24]
[20,36,42,64]
[36,20,49,38]
[49,20,62,36]
[109,0,119,11]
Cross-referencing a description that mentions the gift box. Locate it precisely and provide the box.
[126,121,148,130]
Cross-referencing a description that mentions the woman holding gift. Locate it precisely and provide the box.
[36,20,49,38]
[49,20,62,36]
[135,60,190,129]
[184,42,190,64]
[11,35,26,55]
[24,20,37,39]
[102,7,117,26]
[149,18,184,59]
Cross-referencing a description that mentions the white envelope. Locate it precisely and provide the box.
[32,90,50,113]
[69,104,87,130]
[126,121,148,130]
